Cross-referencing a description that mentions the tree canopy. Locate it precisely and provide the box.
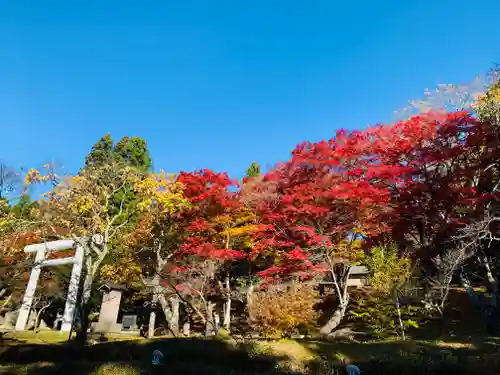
[4,72,500,341]
[85,134,152,172]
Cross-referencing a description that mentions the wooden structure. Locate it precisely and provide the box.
[318,265,369,292]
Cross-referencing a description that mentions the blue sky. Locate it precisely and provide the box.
[1,1,499,186]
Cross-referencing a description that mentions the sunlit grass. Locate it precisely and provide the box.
[1,332,498,374]
[91,363,140,375]
[2,330,143,344]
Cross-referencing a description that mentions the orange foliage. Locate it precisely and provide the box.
[249,282,319,338]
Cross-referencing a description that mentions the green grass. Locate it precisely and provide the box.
[1,331,500,374]
[1,330,143,344]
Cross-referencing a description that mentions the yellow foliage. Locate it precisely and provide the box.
[249,283,319,338]
[213,215,233,226]
[474,81,500,121]
[220,224,261,238]
[100,257,142,285]
[24,169,45,185]
[70,196,94,214]
[365,242,411,296]
[133,171,189,214]
[24,166,58,186]
[329,237,365,264]
[71,175,86,186]
[210,211,259,253]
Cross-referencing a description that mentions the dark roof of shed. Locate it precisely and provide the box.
[98,281,128,292]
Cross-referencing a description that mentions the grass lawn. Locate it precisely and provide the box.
[2,331,500,375]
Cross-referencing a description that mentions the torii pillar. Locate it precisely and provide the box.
[15,239,84,332]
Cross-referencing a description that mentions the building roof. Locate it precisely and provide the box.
[98,281,128,292]
[350,265,369,274]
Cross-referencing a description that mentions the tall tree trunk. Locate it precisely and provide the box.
[158,294,173,335]
[75,267,93,343]
[319,293,350,335]
[481,253,499,309]
[223,276,231,331]
[205,302,216,336]
[35,301,53,332]
[157,293,180,336]
[320,264,352,335]
[394,294,405,340]
[246,284,255,322]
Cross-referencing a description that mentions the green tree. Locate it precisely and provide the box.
[351,243,420,339]
[83,134,153,226]
[245,162,261,179]
[84,134,114,168]
[114,136,152,172]
[10,194,38,219]
[84,134,152,172]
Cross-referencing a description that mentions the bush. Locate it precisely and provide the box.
[249,282,319,338]
[350,296,424,339]
[91,363,140,375]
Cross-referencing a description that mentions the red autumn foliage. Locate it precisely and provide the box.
[348,111,498,257]
[177,169,245,259]
[165,169,249,292]
[248,111,498,280]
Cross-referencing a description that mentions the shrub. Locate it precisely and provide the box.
[249,282,319,338]
[352,242,426,339]
[350,296,424,338]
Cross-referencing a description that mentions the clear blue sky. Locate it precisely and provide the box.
[1,1,499,183]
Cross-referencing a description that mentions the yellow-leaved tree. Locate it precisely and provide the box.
[115,171,190,337]
[351,242,417,340]
[26,163,187,340]
[99,171,188,286]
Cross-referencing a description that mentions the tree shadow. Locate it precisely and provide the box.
[0,337,300,375]
[301,336,500,375]
[2,333,500,375]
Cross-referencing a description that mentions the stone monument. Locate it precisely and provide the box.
[121,314,137,331]
[94,282,127,333]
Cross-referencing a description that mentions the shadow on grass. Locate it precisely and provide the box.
[301,336,500,375]
[2,335,500,375]
[0,337,295,375]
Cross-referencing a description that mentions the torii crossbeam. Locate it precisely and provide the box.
[15,239,84,332]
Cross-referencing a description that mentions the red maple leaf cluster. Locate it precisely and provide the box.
[145,111,499,288]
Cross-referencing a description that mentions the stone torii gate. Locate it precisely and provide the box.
[15,239,84,332]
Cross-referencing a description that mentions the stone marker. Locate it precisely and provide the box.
[122,314,137,331]
[95,282,127,333]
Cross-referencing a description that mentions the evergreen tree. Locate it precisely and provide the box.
[84,133,114,168]
[10,194,38,219]
[245,162,261,179]
[114,136,152,172]
[84,134,152,172]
